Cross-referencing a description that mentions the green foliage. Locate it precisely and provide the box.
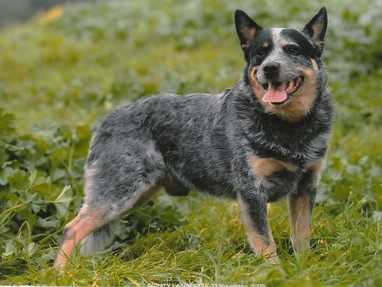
[0,0,382,285]
[0,108,87,265]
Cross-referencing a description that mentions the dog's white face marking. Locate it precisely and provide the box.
[256,28,304,85]
[258,28,284,73]
[262,28,298,65]
[271,28,284,46]
[271,27,299,46]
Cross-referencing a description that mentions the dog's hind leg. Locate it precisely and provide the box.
[288,160,322,252]
[54,205,106,269]
[80,183,160,257]
[54,138,164,269]
[54,184,160,269]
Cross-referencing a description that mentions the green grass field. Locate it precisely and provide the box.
[0,0,382,285]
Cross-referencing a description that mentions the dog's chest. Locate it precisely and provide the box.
[248,155,298,177]
[247,154,321,201]
[248,155,319,175]
[251,128,328,168]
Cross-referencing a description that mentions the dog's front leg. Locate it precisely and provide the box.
[288,160,322,252]
[238,191,279,263]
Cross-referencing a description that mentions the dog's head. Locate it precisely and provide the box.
[235,7,328,121]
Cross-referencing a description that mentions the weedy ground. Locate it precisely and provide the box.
[0,0,381,286]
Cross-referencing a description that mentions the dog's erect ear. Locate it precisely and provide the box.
[303,7,328,56]
[235,10,262,51]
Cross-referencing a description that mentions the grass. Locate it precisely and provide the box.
[0,0,382,285]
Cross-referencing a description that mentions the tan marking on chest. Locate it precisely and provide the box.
[248,155,298,177]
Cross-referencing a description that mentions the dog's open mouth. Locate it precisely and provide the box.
[261,76,304,105]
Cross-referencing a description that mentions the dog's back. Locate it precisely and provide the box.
[89,90,236,199]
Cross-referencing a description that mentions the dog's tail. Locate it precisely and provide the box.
[80,222,115,256]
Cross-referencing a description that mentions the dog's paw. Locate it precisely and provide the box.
[266,254,281,264]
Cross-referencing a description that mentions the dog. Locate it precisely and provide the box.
[55,7,333,268]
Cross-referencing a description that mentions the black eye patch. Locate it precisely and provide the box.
[254,45,270,62]
[250,29,274,65]
[280,29,317,58]
[283,44,302,55]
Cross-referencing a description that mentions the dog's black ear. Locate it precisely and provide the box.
[303,7,328,56]
[235,10,262,51]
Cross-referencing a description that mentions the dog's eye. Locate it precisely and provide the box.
[284,45,301,55]
[256,48,267,57]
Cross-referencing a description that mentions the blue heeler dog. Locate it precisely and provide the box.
[55,7,333,268]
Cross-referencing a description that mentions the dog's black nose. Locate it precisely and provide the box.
[263,62,280,78]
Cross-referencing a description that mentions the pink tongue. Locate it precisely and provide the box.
[263,87,288,103]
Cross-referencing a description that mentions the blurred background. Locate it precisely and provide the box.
[0,0,83,27]
[0,0,381,285]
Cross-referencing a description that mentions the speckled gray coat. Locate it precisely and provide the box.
[73,8,334,258]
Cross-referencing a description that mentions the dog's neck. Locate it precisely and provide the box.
[230,80,333,165]
[234,78,330,124]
